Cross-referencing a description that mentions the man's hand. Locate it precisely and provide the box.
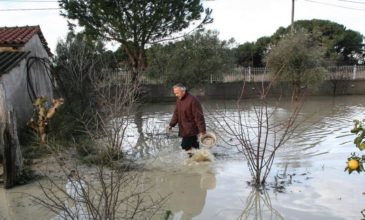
[199,131,206,137]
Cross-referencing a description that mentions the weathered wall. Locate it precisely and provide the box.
[141,80,365,102]
[23,34,49,58]
[0,59,31,127]
[23,34,53,101]
[0,34,53,127]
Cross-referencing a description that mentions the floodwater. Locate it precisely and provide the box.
[1,95,365,220]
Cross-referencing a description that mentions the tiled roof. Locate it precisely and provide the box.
[0,25,52,56]
[0,51,30,76]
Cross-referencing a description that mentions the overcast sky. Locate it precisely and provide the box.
[0,0,364,53]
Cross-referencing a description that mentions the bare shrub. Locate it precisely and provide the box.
[210,69,304,187]
[28,67,166,219]
[27,38,167,219]
[31,149,165,220]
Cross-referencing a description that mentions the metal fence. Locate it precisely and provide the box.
[210,67,270,83]
[114,65,365,85]
[210,65,365,83]
[326,65,365,80]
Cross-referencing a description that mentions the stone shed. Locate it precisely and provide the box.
[0,25,54,188]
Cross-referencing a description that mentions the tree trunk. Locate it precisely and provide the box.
[131,67,140,84]
[124,45,146,86]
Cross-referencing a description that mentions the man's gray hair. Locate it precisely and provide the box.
[173,83,186,91]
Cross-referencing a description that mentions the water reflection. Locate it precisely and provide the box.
[168,172,206,220]
[134,108,149,157]
[153,165,216,220]
[127,105,179,158]
[238,189,283,220]
[52,171,89,220]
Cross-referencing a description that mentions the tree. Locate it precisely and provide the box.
[58,0,213,82]
[234,37,271,67]
[53,32,110,117]
[271,19,364,65]
[52,31,127,140]
[145,30,235,87]
[234,42,255,67]
[265,31,328,100]
[254,37,271,67]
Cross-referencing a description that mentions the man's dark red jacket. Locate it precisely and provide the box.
[169,92,206,137]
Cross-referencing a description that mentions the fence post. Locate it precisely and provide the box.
[262,70,265,83]
[210,74,213,84]
[248,67,251,82]
[352,64,357,80]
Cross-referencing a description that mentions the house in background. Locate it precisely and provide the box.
[0,25,54,126]
[0,25,54,188]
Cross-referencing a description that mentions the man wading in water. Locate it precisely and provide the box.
[168,83,206,157]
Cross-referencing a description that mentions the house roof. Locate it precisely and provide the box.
[0,25,52,57]
[0,51,30,76]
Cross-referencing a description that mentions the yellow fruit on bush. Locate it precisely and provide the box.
[348,159,360,170]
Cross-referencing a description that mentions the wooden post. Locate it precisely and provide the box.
[248,67,251,82]
[0,84,24,189]
[0,83,6,187]
[3,126,16,189]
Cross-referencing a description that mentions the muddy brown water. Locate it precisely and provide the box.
[1,96,365,220]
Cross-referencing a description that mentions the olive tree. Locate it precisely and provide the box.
[145,30,235,87]
[265,31,328,100]
[58,0,213,82]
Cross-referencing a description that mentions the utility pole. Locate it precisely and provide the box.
[291,0,295,33]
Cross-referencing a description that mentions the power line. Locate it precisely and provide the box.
[0,0,57,2]
[338,0,365,4]
[0,8,59,11]
[303,0,365,11]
